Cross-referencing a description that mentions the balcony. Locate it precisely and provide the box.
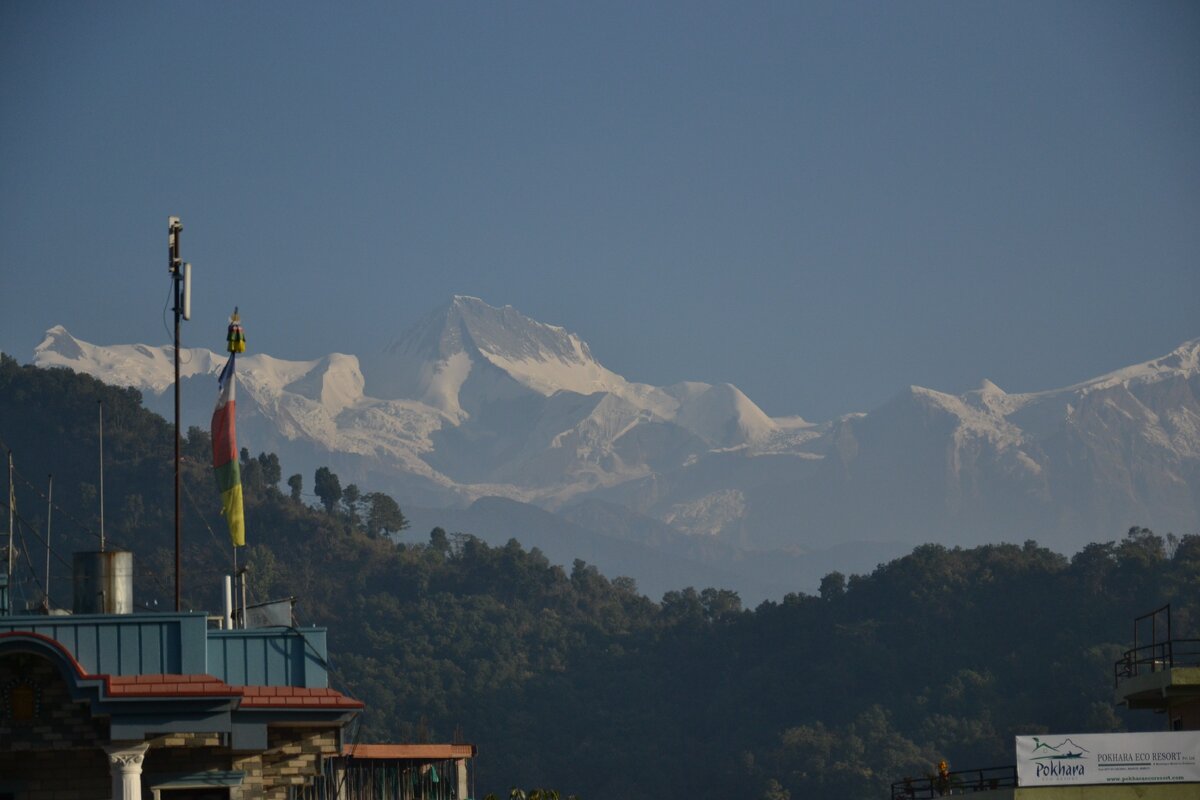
[1112,604,1200,730]
[891,765,1016,799]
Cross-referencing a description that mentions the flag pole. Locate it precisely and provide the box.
[168,216,187,611]
[212,308,247,623]
[232,544,238,629]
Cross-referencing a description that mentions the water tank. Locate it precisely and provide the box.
[73,551,133,614]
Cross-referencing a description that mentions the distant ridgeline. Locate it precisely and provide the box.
[31,305,1200,582]
[2,353,1198,800]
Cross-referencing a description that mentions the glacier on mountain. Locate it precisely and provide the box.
[31,299,1200,557]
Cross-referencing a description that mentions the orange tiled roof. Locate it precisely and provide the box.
[0,631,363,711]
[242,685,363,709]
[343,743,476,759]
[108,674,241,697]
[108,673,362,709]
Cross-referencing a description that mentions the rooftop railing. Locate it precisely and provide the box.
[1113,638,1200,688]
[1112,603,1200,688]
[891,765,1016,799]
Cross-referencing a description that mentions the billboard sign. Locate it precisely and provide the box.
[1016,732,1200,786]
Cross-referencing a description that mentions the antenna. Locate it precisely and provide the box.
[4,451,11,616]
[168,215,191,611]
[44,474,52,613]
[182,263,192,321]
[98,401,105,552]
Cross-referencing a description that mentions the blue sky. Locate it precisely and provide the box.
[1,1,1197,419]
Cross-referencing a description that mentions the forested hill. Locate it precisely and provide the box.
[2,354,1198,800]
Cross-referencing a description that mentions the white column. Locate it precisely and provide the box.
[105,742,150,800]
[456,758,469,800]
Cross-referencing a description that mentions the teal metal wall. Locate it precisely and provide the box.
[208,628,328,688]
[0,613,328,687]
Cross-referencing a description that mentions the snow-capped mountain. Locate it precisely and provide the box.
[32,299,1200,566]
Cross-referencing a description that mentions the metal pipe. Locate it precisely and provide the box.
[224,574,233,630]
[174,272,181,611]
[169,217,182,612]
[239,567,248,630]
[98,402,105,552]
[44,473,52,612]
[5,450,12,616]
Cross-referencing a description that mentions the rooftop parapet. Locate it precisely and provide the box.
[0,611,329,688]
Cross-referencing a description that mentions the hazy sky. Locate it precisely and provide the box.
[1,1,1197,420]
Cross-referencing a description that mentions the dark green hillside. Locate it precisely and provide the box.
[2,354,1197,800]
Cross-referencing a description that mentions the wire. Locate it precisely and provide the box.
[181,473,233,560]
[9,462,123,549]
[162,276,174,344]
[0,498,73,572]
[15,519,49,610]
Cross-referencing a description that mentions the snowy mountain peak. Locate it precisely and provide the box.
[386,296,591,364]
[665,382,777,445]
[36,325,87,361]
[962,378,1015,414]
[25,316,1200,559]
[34,326,224,391]
[1154,338,1200,373]
[283,352,365,411]
[368,297,628,412]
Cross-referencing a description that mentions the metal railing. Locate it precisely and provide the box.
[1114,638,1200,687]
[891,766,1016,798]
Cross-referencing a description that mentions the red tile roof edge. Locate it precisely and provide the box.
[342,743,477,760]
[0,633,362,709]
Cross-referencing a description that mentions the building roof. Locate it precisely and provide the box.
[242,684,363,709]
[342,743,477,760]
[0,631,363,711]
[107,673,242,697]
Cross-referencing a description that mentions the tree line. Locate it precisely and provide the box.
[2,354,1196,799]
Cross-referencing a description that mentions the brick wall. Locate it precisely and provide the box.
[0,653,109,751]
[0,653,111,798]
[260,729,340,800]
[0,748,110,799]
[0,653,345,800]
[144,732,230,777]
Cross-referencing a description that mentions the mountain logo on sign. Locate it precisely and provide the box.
[1030,737,1091,760]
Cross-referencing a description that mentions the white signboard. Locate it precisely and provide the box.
[1017,732,1200,786]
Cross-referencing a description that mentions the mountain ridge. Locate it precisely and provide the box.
[30,299,1200,591]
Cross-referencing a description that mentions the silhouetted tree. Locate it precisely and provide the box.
[241,447,264,492]
[819,571,846,600]
[314,466,342,513]
[257,452,281,487]
[366,492,409,538]
[343,483,361,527]
[429,526,450,554]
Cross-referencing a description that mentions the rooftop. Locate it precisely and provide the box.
[0,611,332,688]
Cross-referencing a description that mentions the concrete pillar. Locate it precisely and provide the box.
[456,758,469,800]
[105,742,150,800]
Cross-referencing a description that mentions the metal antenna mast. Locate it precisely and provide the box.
[44,474,52,612]
[4,451,12,616]
[98,401,105,552]
[168,216,191,611]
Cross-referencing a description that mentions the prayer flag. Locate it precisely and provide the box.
[212,353,245,546]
